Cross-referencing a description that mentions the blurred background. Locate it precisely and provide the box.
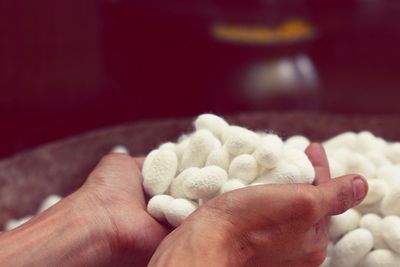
[1,0,400,159]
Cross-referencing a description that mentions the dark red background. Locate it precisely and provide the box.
[1,1,400,159]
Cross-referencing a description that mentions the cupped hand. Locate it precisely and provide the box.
[73,153,172,267]
[148,143,369,267]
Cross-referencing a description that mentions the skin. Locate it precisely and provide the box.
[0,143,368,267]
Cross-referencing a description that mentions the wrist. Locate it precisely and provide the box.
[0,192,112,267]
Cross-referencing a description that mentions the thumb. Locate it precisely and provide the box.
[317,174,368,216]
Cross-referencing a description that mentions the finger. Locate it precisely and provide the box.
[317,174,368,217]
[133,157,145,170]
[87,154,144,196]
[305,143,331,185]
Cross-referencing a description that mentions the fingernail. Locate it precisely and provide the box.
[352,176,367,201]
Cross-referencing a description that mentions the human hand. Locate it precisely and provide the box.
[0,153,171,267]
[148,143,369,267]
[74,153,172,266]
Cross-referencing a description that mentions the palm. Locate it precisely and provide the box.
[82,155,171,267]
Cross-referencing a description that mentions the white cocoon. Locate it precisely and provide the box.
[110,145,129,154]
[180,129,221,170]
[381,216,400,253]
[143,149,178,196]
[345,153,376,180]
[170,167,200,198]
[330,209,361,241]
[194,113,229,140]
[182,166,228,199]
[253,134,283,169]
[254,163,302,184]
[164,198,198,227]
[359,179,388,206]
[206,148,231,170]
[147,195,174,222]
[228,154,258,183]
[323,132,357,151]
[381,186,400,216]
[385,143,400,164]
[328,158,346,178]
[5,216,33,231]
[331,228,373,267]
[223,126,259,156]
[38,194,62,213]
[282,147,314,183]
[359,213,389,250]
[359,249,400,267]
[284,135,310,151]
[365,150,391,169]
[159,142,176,151]
[356,131,387,153]
[220,179,246,194]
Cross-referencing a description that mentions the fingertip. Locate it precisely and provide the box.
[305,142,323,154]
[352,175,368,202]
[318,174,368,216]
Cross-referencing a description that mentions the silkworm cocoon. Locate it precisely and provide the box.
[5,216,33,231]
[284,135,310,151]
[328,158,346,178]
[147,195,174,222]
[385,143,400,164]
[375,165,400,186]
[254,163,302,184]
[330,209,361,241]
[223,126,260,156]
[180,129,221,170]
[359,213,389,250]
[175,135,191,160]
[206,148,230,170]
[164,198,198,227]
[170,167,200,198]
[331,148,353,167]
[220,179,246,194]
[381,186,400,216]
[381,216,400,253]
[365,150,391,169]
[323,132,357,151]
[38,194,62,213]
[346,153,376,180]
[228,154,258,183]
[194,113,229,140]
[359,249,400,267]
[182,166,228,199]
[282,148,315,183]
[159,142,176,151]
[253,134,283,169]
[142,149,178,196]
[355,200,383,215]
[111,145,129,154]
[356,131,386,153]
[358,179,388,206]
[331,228,373,267]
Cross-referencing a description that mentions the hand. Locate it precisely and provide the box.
[148,143,369,267]
[75,153,172,266]
[0,153,171,267]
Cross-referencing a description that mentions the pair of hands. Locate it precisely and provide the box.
[0,143,368,267]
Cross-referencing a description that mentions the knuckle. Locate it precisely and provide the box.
[294,187,321,221]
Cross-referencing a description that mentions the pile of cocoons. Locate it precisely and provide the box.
[142,114,400,267]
